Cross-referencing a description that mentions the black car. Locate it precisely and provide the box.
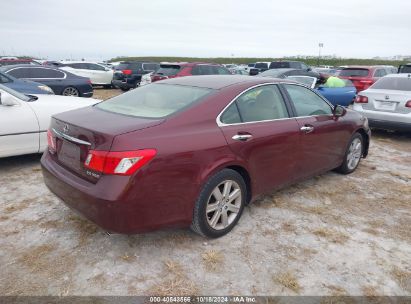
[268,61,311,70]
[112,61,159,91]
[257,68,320,79]
[0,65,93,97]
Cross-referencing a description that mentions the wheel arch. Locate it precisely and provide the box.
[355,127,370,158]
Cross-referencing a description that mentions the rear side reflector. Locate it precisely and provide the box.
[355,95,369,103]
[405,100,411,108]
[84,149,157,176]
[47,129,56,154]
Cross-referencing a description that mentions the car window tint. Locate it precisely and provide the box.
[156,65,181,76]
[220,103,241,124]
[254,63,268,69]
[87,63,106,71]
[339,69,370,77]
[214,66,231,75]
[371,77,411,91]
[97,84,213,118]
[374,69,387,77]
[7,68,31,78]
[235,85,289,122]
[284,84,332,116]
[30,68,64,79]
[143,63,159,71]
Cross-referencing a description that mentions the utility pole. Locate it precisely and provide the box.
[318,43,324,66]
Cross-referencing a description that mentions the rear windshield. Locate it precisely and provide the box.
[96,84,213,118]
[115,62,143,70]
[255,63,268,69]
[156,65,181,76]
[269,62,290,69]
[399,65,411,73]
[338,68,370,77]
[371,77,411,91]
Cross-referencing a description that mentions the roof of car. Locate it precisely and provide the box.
[160,62,221,67]
[383,73,411,78]
[0,64,60,71]
[342,66,379,69]
[157,75,291,89]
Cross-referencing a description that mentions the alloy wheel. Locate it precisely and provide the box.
[206,180,242,230]
[62,87,79,96]
[346,138,362,170]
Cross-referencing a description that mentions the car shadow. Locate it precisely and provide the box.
[0,153,42,170]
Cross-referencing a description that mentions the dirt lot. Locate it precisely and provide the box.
[0,89,410,296]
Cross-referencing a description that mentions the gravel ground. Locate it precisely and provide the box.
[0,89,410,296]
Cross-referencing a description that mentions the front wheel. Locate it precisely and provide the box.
[191,169,246,238]
[336,132,363,174]
[62,86,80,97]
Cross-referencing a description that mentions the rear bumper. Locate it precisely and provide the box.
[81,91,93,98]
[40,151,191,234]
[112,79,136,89]
[352,106,411,131]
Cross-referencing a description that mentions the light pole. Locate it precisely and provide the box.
[318,43,324,66]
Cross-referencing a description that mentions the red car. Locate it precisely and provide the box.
[41,76,370,238]
[151,62,231,82]
[337,66,393,93]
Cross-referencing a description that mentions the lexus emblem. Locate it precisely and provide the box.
[385,95,390,100]
[63,124,69,133]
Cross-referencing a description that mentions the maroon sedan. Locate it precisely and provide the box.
[41,75,370,238]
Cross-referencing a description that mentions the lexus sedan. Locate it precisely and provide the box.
[353,74,411,131]
[41,76,370,238]
[0,65,93,97]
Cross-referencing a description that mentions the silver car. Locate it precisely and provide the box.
[353,74,411,131]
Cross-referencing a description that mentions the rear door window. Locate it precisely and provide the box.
[339,69,370,77]
[214,66,231,75]
[234,85,289,123]
[371,77,411,91]
[142,63,159,72]
[374,69,387,77]
[255,63,268,69]
[87,63,106,71]
[7,68,31,78]
[30,68,65,79]
[284,84,332,116]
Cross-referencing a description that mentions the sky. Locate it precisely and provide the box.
[1,0,410,61]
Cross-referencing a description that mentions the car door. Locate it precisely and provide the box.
[282,83,351,178]
[0,88,39,157]
[218,84,301,195]
[86,63,112,85]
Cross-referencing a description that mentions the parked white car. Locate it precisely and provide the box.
[0,84,99,158]
[353,74,411,131]
[59,62,114,87]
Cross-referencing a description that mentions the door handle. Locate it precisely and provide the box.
[300,125,314,133]
[232,134,253,141]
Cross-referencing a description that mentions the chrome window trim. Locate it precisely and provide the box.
[216,82,334,127]
[216,82,293,127]
[7,67,67,80]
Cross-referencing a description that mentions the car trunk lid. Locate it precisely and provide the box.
[361,89,411,114]
[50,106,164,182]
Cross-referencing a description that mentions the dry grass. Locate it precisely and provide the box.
[202,250,224,271]
[312,228,350,244]
[17,244,56,272]
[324,284,347,296]
[391,266,411,292]
[281,222,297,233]
[120,253,137,263]
[148,260,199,296]
[4,199,31,214]
[361,285,380,296]
[274,271,301,293]
[67,215,99,245]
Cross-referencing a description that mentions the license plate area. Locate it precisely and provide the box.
[376,101,396,111]
[58,140,81,171]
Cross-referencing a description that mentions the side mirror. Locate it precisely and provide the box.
[0,92,19,106]
[333,105,346,117]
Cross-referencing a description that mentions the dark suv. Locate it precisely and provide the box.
[151,62,231,82]
[399,63,411,74]
[112,61,159,91]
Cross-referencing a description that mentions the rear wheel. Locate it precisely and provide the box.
[336,132,363,174]
[120,87,129,92]
[62,86,80,96]
[191,169,246,238]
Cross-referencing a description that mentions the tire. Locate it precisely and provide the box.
[120,87,130,92]
[191,169,246,238]
[103,84,113,89]
[62,86,80,97]
[335,132,364,174]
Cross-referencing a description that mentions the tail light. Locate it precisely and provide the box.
[359,80,373,84]
[87,79,92,84]
[406,100,411,108]
[355,95,369,103]
[47,129,56,154]
[122,69,132,75]
[84,149,157,176]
